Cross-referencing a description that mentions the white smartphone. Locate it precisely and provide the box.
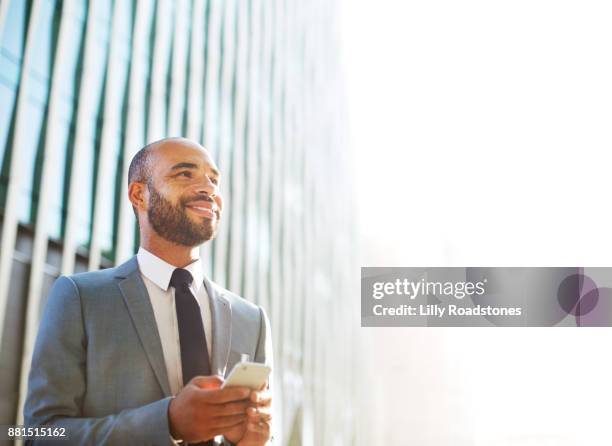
[221,362,271,390]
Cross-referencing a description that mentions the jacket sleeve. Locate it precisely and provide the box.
[23,276,173,446]
[254,306,273,369]
[255,306,275,444]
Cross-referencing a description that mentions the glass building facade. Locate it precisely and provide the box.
[0,0,367,444]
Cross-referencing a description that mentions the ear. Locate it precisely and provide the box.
[128,182,148,213]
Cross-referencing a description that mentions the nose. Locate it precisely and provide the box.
[195,175,218,197]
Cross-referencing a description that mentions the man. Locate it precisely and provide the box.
[24,137,273,445]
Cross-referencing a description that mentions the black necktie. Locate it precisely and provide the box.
[170,268,212,383]
[170,269,215,446]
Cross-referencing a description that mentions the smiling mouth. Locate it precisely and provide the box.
[185,204,218,219]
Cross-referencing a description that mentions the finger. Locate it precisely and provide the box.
[210,413,248,430]
[250,390,271,405]
[251,397,271,409]
[246,406,272,421]
[202,387,251,404]
[246,420,270,435]
[247,405,271,416]
[220,423,247,439]
[214,400,251,416]
[190,375,224,390]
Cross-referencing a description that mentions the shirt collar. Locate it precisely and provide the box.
[137,247,204,292]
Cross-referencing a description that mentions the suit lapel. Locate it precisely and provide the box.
[116,257,172,397]
[203,276,232,376]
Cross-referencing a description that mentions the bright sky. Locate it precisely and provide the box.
[341,0,612,267]
[340,1,612,444]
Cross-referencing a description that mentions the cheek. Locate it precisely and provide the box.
[159,188,181,204]
[216,196,223,213]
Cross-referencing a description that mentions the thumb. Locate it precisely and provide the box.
[190,375,224,390]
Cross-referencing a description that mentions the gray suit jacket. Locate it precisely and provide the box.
[24,256,272,445]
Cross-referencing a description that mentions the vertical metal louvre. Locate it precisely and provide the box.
[0,0,362,443]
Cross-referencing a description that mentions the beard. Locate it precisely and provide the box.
[147,183,219,246]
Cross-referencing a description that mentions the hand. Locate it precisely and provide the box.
[168,376,251,443]
[225,385,272,446]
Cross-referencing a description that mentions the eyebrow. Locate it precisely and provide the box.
[170,162,220,177]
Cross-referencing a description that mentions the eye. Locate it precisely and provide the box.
[210,177,219,185]
[178,171,192,178]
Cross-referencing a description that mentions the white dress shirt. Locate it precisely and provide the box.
[136,247,212,396]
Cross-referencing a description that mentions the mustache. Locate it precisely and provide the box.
[181,194,214,205]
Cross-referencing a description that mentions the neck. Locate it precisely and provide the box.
[140,234,200,268]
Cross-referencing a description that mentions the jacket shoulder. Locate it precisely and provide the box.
[64,257,137,296]
[67,267,119,292]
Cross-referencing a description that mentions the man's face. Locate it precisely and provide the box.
[145,142,223,247]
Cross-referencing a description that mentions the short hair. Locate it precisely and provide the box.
[128,146,152,186]
[128,143,157,219]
